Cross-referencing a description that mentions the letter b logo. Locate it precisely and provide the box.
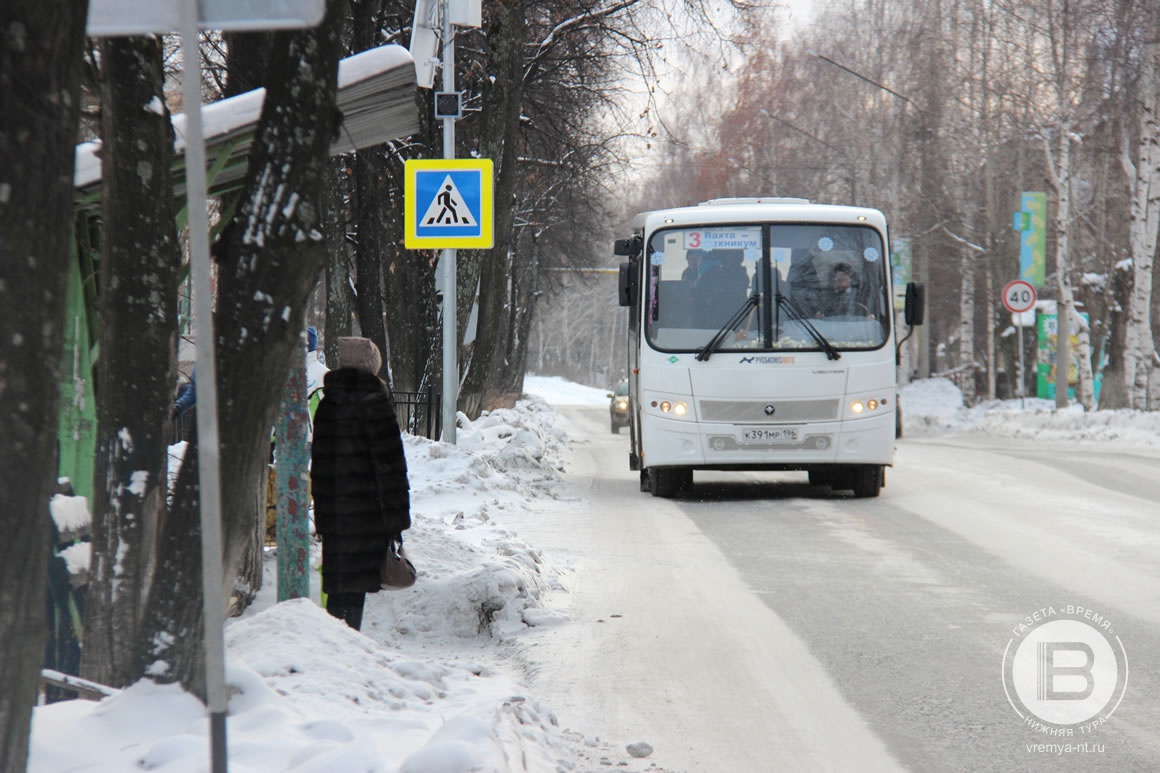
[1039,642,1094,700]
[1009,620,1119,725]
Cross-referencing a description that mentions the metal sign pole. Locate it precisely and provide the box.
[1017,321,1025,409]
[179,2,229,770]
[440,0,458,444]
[1003,281,1036,411]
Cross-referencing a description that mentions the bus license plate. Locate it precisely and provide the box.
[741,428,799,443]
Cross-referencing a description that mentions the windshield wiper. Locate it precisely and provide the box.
[696,294,759,361]
[775,292,842,361]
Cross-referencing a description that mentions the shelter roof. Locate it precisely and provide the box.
[74,44,418,209]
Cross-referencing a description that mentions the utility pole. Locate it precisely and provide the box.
[410,0,482,445]
[439,1,458,443]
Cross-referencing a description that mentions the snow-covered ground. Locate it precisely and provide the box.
[901,379,1160,447]
[28,377,1160,772]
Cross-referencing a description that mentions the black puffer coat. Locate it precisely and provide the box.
[310,368,410,595]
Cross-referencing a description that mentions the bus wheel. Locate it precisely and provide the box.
[649,467,680,498]
[808,469,833,488]
[640,469,651,493]
[850,465,883,498]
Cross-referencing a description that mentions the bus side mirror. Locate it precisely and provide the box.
[618,262,636,307]
[904,281,925,326]
[614,236,641,256]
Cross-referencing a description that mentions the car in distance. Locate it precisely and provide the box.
[608,379,630,434]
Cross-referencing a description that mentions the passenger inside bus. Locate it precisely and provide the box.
[681,249,705,282]
[816,262,864,318]
[693,249,749,327]
[786,248,824,311]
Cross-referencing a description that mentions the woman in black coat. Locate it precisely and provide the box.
[310,337,410,630]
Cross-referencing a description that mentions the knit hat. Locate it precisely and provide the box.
[337,336,382,375]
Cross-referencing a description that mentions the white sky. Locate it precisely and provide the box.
[29,375,1159,771]
[778,0,817,40]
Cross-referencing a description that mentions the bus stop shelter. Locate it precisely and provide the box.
[59,44,420,501]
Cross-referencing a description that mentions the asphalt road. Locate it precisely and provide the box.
[514,406,1160,772]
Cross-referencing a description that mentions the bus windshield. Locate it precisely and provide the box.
[644,223,890,353]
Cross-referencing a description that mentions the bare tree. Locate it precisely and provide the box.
[453,0,529,415]
[324,1,440,396]
[1122,40,1160,408]
[626,0,1158,410]
[146,0,350,699]
[323,156,358,359]
[0,2,90,768]
[1036,0,1117,409]
[459,0,712,413]
[82,35,181,689]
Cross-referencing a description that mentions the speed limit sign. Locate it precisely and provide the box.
[1002,279,1037,313]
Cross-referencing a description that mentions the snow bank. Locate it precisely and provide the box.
[902,378,1160,448]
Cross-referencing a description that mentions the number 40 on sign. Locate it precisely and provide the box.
[1002,279,1037,314]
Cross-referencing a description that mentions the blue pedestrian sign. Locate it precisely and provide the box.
[405,159,493,248]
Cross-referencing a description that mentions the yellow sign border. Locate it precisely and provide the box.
[404,158,494,249]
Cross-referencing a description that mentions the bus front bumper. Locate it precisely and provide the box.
[640,411,895,469]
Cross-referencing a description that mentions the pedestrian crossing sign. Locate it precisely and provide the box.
[404,158,493,249]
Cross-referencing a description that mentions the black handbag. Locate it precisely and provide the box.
[380,538,417,590]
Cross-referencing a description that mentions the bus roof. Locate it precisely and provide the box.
[630,199,888,233]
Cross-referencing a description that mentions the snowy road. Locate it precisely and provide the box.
[515,406,1160,772]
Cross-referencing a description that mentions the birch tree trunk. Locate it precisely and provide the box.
[1073,306,1096,409]
[958,248,976,404]
[1046,116,1098,410]
[1122,42,1160,409]
[1039,0,1099,410]
[1048,128,1078,408]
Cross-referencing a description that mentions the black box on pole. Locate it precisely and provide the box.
[435,92,461,119]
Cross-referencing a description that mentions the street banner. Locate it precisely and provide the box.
[1014,192,1047,288]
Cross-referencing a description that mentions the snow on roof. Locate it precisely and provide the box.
[74,44,416,192]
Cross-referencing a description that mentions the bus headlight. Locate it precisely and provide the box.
[652,399,690,417]
[849,398,889,416]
